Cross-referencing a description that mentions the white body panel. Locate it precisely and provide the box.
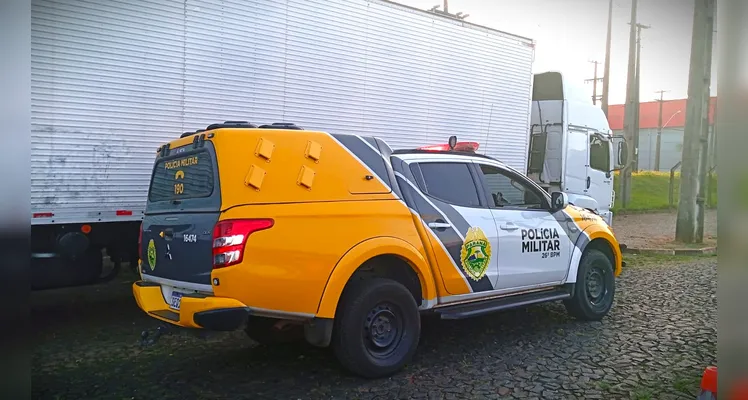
[530,71,615,225]
[30,0,535,225]
[452,205,501,289]
[564,128,590,196]
[490,209,571,290]
[395,153,577,300]
[473,158,573,290]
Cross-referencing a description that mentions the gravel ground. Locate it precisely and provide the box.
[32,255,716,400]
[612,209,718,249]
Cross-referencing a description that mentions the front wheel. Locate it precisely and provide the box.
[332,278,421,379]
[564,249,616,321]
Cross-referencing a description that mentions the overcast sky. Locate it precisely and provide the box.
[396,0,720,105]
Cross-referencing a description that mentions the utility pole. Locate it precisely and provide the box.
[654,90,669,171]
[675,0,715,243]
[601,0,613,118]
[632,23,650,172]
[584,60,603,105]
[428,1,469,19]
[695,3,715,242]
[620,0,638,208]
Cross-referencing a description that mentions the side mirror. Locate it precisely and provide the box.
[616,141,629,168]
[550,192,569,211]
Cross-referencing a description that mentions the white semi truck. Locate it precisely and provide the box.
[29,0,624,290]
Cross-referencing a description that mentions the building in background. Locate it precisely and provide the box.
[607,97,717,171]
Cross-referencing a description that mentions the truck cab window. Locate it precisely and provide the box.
[478,164,546,209]
[589,136,610,172]
[417,162,482,207]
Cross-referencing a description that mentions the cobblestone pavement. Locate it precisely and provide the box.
[612,209,718,249]
[32,256,716,400]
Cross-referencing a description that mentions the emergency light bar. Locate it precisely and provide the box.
[418,141,480,152]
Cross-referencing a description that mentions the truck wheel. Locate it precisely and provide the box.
[332,278,420,379]
[79,247,104,285]
[564,249,615,321]
[245,316,304,345]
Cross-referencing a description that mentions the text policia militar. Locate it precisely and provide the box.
[164,156,198,170]
[521,227,562,258]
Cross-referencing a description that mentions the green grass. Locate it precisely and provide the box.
[623,252,716,267]
[631,388,654,400]
[612,171,718,213]
[672,375,701,396]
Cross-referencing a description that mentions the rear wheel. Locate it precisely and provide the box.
[332,278,420,378]
[564,249,615,321]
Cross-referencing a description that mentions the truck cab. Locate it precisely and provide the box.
[133,123,622,379]
[527,72,627,226]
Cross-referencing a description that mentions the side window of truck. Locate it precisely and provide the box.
[414,162,482,208]
[478,164,547,210]
[589,136,610,172]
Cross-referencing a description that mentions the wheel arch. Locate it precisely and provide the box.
[315,236,438,319]
[565,227,622,283]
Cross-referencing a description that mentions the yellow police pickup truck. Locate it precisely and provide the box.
[134,121,622,378]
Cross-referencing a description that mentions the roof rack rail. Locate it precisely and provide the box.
[179,128,207,138]
[258,122,304,130]
[205,121,258,131]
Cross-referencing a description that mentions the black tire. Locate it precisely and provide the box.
[245,316,304,345]
[79,247,104,285]
[564,249,616,321]
[332,278,420,379]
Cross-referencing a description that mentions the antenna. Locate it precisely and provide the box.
[483,103,494,155]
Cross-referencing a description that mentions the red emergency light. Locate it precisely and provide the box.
[418,141,480,153]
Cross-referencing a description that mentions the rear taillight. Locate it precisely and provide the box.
[138,222,143,256]
[212,219,274,269]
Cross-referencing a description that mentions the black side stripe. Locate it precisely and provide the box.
[331,133,393,191]
[361,136,379,149]
[396,174,493,292]
[428,196,472,237]
[551,209,592,257]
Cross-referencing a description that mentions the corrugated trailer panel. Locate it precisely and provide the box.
[31,0,186,224]
[31,0,534,225]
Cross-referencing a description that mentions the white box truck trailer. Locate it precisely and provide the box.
[30,0,623,290]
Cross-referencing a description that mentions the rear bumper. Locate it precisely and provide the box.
[133,280,250,331]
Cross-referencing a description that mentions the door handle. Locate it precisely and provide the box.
[161,228,174,240]
[427,220,451,230]
[586,176,591,189]
[499,223,519,231]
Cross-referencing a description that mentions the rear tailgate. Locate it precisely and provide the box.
[141,141,221,288]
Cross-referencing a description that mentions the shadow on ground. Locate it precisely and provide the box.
[32,258,716,400]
